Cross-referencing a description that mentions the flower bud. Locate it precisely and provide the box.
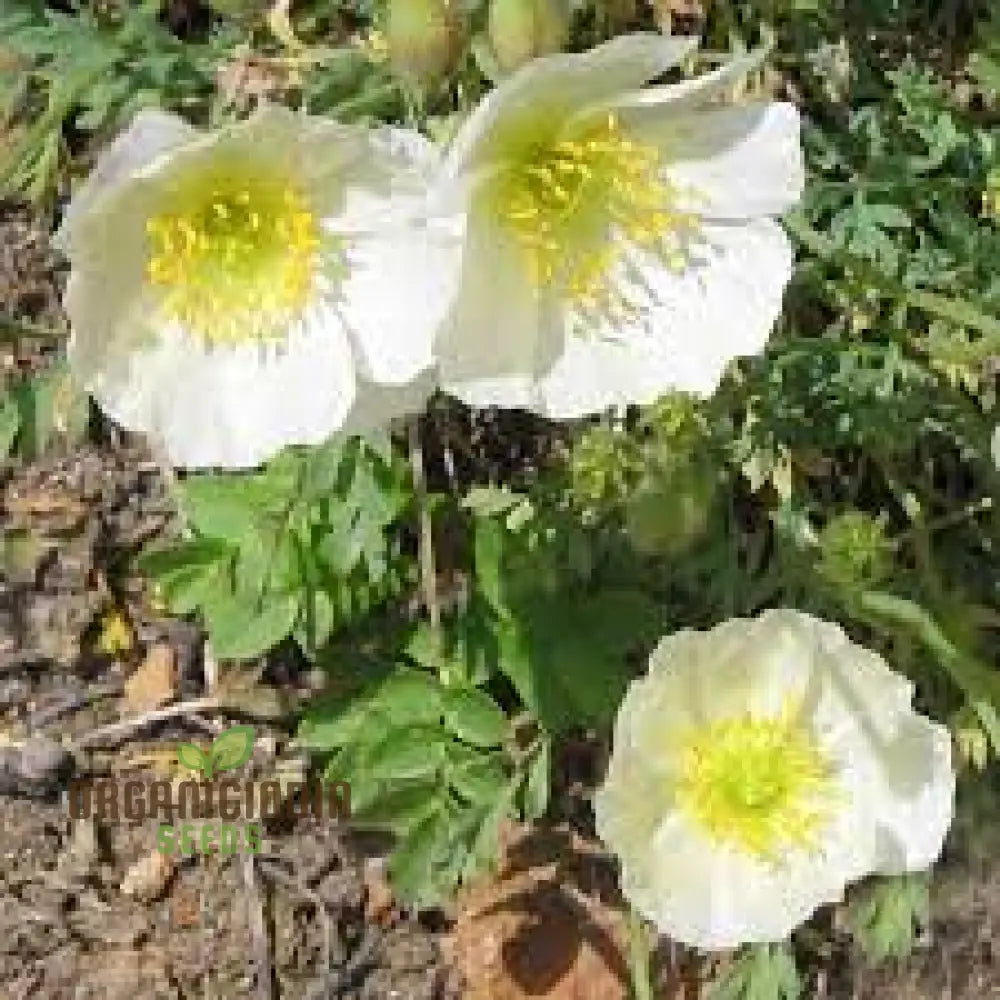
[384,0,463,86]
[816,511,892,590]
[487,0,569,74]
[624,458,716,557]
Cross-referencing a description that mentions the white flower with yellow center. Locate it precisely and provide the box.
[594,608,954,950]
[55,104,458,468]
[431,34,804,415]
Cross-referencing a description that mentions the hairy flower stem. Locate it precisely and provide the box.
[408,415,442,653]
[627,908,654,1000]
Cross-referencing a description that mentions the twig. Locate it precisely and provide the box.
[73,696,221,749]
[242,853,274,1000]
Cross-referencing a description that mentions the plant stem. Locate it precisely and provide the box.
[627,908,654,1000]
[408,415,441,644]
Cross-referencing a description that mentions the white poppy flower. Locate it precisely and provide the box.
[594,608,954,951]
[430,34,804,415]
[55,105,459,468]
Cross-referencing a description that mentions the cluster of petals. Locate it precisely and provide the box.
[57,32,804,468]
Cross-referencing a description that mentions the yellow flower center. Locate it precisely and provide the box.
[487,112,700,323]
[674,696,839,862]
[144,163,325,345]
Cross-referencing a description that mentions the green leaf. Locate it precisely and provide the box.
[0,396,20,459]
[388,806,450,906]
[208,725,256,776]
[178,473,292,542]
[709,944,801,1000]
[847,874,930,964]
[349,781,442,834]
[441,686,507,747]
[461,774,518,882]
[204,591,299,661]
[473,518,506,612]
[364,725,446,784]
[137,538,232,579]
[462,486,525,517]
[298,667,442,749]
[446,745,508,804]
[499,589,663,731]
[521,738,550,821]
[176,742,208,775]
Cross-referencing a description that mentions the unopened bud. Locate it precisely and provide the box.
[817,511,892,590]
[624,458,716,557]
[487,0,569,73]
[384,0,463,85]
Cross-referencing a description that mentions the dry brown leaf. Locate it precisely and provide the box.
[170,886,202,928]
[123,643,177,713]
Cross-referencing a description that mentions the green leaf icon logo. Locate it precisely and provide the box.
[177,742,209,776]
[205,725,255,780]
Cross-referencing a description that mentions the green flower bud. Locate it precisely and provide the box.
[569,424,642,520]
[816,511,893,590]
[384,0,463,86]
[624,458,717,557]
[487,0,570,73]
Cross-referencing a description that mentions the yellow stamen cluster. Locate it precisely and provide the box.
[674,696,839,863]
[490,112,700,322]
[145,170,322,346]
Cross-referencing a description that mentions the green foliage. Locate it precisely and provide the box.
[847,874,931,964]
[138,436,413,661]
[0,362,90,463]
[470,495,665,731]
[0,0,220,202]
[709,944,802,1000]
[299,664,542,905]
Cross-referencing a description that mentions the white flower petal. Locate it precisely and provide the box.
[663,102,805,220]
[631,815,844,950]
[604,47,768,123]
[54,108,196,249]
[340,369,437,436]
[438,211,564,405]
[439,33,699,186]
[61,183,162,380]
[340,217,461,384]
[527,218,792,417]
[84,307,358,469]
[869,716,955,874]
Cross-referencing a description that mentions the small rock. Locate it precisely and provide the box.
[120,849,174,902]
[0,735,74,797]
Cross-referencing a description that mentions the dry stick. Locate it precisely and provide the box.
[408,416,441,639]
[73,696,221,749]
